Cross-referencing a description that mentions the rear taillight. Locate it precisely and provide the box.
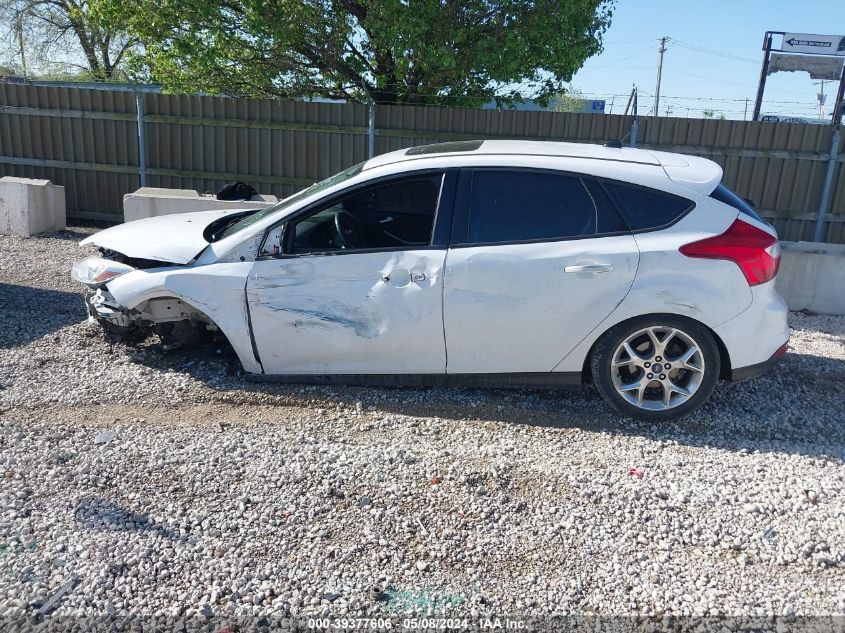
[679,219,781,286]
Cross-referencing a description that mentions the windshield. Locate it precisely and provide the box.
[216,161,365,240]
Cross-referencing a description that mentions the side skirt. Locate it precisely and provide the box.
[245,372,583,390]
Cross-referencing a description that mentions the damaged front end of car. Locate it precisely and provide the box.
[70,208,271,374]
[73,249,219,346]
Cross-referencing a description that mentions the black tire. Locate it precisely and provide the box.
[590,315,721,422]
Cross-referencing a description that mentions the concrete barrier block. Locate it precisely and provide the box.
[776,241,845,316]
[0,177,66,236]
[124,188,278,222]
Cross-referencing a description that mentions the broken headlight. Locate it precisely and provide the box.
[72,256,135,288]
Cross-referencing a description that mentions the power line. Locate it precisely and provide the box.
[603,38,661,45]
[664,67,753,88]
[667,38,759,64]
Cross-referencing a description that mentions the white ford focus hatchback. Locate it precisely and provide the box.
[73,140,789,421]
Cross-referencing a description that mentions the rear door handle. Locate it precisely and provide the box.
[564,263,614,274]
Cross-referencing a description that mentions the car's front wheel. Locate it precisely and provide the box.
[590,316,720,421]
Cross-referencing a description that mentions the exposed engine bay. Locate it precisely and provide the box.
[84,248,219,347]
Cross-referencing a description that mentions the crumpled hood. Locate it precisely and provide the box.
[80,209,249,264]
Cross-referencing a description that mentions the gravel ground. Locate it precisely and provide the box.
[1,227,844,624]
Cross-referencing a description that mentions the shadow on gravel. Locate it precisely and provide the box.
[0,283,86,348]
[74,496,182,540]
[39,228,101,242]
[121,331,845,461]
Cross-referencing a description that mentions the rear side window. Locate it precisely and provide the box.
[465,171,598,244]
[710,183,766,224]
[602,181,694,230]
[583,180,629,234]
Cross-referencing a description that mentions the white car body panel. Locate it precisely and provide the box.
[105,263,262,373]
[648,150,723,192]
[552,201,751,373]
[714,280,790,369]
[443,235,639,373]
[76,140,788,390]
[80,209,249,264]
[246,250,446,374]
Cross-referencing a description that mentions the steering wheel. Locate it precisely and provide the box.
[333,210,366,249]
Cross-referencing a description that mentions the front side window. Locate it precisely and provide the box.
[465,170,598,244]
[288,174,443,254]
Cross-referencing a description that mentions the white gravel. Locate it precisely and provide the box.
[1,228,844,624]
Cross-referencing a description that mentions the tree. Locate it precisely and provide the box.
[108,0,614,105]
[702,109,725,120]
[0,0,137,80]
[550,86,586,113]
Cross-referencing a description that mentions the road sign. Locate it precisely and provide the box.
[781,33,845,56]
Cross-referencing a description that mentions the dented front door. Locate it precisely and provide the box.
[246,250,447,374]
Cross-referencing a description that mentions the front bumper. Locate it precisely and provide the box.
[86,288,138,328]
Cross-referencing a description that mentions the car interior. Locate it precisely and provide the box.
[289,175,442,253]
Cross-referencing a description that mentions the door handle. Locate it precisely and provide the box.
[564,263,614,274]
[380,269,426,286]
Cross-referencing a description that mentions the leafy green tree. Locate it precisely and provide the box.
[108,0,613,105]
[0,0,136,80]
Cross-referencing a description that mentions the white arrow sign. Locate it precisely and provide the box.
[781,33,845,56]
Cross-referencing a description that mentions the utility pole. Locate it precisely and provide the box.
[743,98,749,121]
[631,87,639,147]
[813,63,845,242]
[752,32,774,122]
[653,36,667,117]
[623,88,634,115]
[814,80,826,120]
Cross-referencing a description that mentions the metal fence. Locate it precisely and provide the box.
[1,82,844,243]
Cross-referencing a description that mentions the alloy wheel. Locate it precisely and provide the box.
[610,326,705,411]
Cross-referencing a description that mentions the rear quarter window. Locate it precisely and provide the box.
[601,181,694,231]
[709,183,767,224]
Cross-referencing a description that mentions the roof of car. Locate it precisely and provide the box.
[364,140,662,169]
[363,139,723,194]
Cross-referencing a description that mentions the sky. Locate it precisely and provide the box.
[569,0,845,120]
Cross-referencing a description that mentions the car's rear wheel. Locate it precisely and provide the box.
[590,316,720,421]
